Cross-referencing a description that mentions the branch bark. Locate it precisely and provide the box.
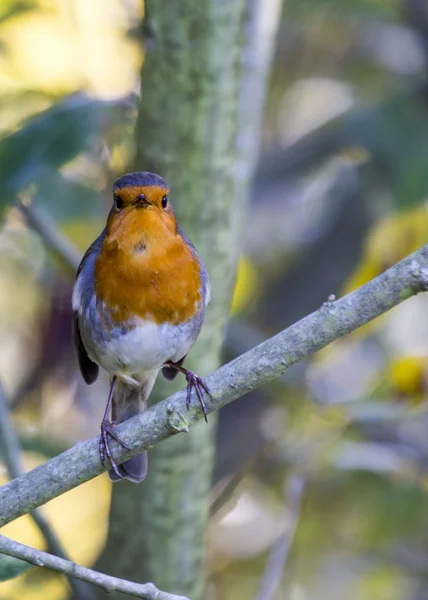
[1,243,427,528]
[0,535,189,600]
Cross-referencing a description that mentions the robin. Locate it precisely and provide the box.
[72,172,211,483]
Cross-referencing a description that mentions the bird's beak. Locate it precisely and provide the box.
[135,196,151,208]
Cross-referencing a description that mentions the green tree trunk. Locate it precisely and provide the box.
[97,1,281,598]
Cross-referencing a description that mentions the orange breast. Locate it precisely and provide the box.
[94,216,202,326]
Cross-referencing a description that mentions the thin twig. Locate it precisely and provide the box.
[0,382,94,600]
[255,474,305,600]
[0,535,190,600]
[18,195,81,272]
[0,382,25,480]
[1,244,428,527]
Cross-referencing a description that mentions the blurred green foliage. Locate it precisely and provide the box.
[0,556,32,582]
[0,94,135,218]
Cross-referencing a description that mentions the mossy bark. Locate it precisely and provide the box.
[97,1,281,598]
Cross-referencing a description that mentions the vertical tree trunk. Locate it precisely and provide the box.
[97,1,281,599]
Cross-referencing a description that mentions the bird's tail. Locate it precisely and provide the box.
[109,373,157,483]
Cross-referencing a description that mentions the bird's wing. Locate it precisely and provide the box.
[73,232,105,385]
[73,313,99,384]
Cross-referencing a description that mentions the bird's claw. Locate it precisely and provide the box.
[99,418,130,480]
[185,371,212,423]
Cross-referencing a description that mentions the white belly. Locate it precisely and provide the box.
[93,318,197,382]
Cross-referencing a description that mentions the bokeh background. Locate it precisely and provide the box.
[2,0,428,598]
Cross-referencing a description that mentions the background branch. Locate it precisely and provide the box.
[0,535,189,600]
[1,243,428,528]
[18,195,81,272]
[255,474,305,600]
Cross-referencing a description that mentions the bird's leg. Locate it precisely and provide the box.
[99,376,130,479]
[164,361,212,422]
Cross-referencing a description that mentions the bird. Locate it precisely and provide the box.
[72,172,211,483]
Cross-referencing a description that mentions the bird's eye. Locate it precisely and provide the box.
[161,195,168,209]
[114,195,124,210]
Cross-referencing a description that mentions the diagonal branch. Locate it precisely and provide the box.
[0,535,189,600]
[1,244,428,527]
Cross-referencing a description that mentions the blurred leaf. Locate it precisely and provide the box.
[0,0,37,27]
[0,91,54,136]
[346,92,428,207]
[0,555,32,582]
[344,203,428,293]
[230,257,258,315]
[346,402,410,424]
[0,93,132,214]
[376,356,428,405]
[333,441,410,474]
[262,86,428,209]
[33,173,103,221]
[354,474,428,544]
[389,357,426,396]
[355,564,410,600]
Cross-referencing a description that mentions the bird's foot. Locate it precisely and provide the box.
[184,371,212,423]
[99,418,130,480]
[164,361,212,422]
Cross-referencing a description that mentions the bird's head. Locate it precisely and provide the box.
[104,172,178,256]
